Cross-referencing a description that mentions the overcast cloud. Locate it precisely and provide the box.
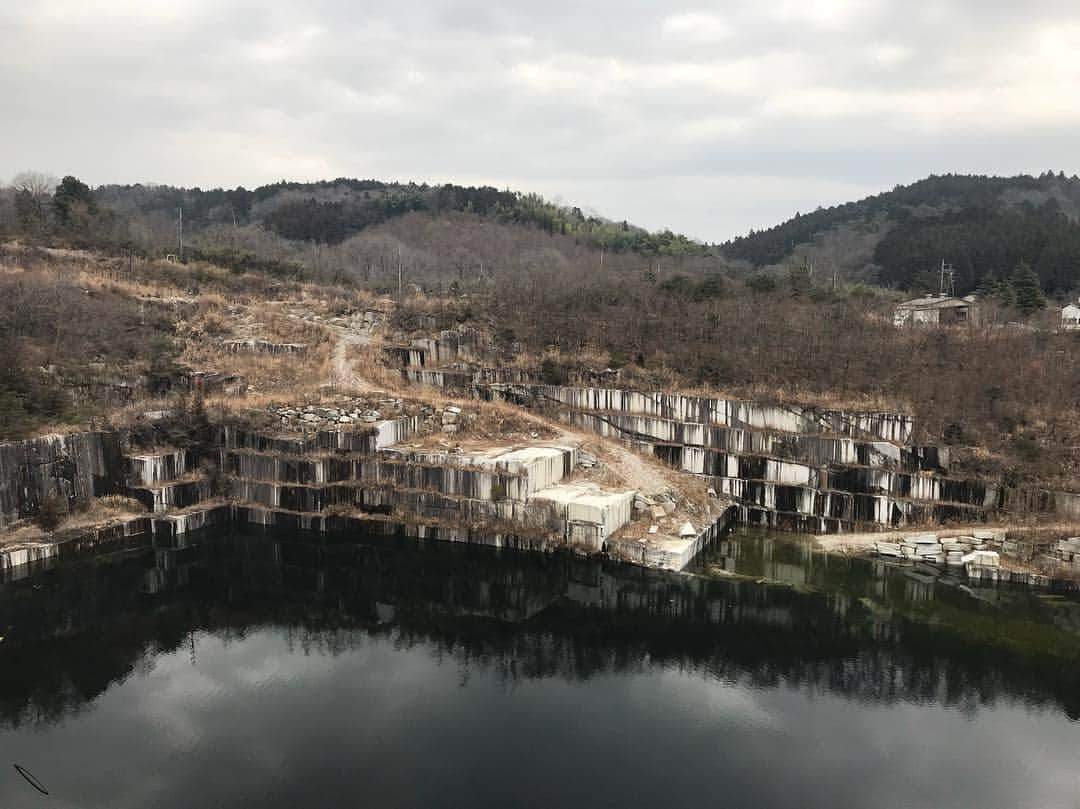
[2,0,1078,240]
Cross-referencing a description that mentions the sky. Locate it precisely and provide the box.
[2,0,1079,242]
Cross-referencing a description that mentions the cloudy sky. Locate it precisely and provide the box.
[2,1,1078,241]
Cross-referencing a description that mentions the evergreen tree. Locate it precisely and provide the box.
[1011,261,1046,315]
[52,175,96,227]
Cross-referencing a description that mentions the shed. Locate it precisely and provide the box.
[1062,302,1080,331]
[893,295,977,327]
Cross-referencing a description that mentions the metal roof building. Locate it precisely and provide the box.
[893,295,978,327]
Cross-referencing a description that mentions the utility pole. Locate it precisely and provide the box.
[397,246,403,295]
[939,259,955,297]
[177,206,184,262]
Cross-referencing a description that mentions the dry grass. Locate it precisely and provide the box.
[0,495,147,546]
[343,341,404,392]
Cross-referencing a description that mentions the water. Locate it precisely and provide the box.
[2,528,1080,808]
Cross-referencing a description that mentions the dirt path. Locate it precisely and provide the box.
[574,431,684,497]
[328,324,379,394]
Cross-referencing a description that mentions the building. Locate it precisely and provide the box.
[893,295,978,327]
[1062,302,1080,331]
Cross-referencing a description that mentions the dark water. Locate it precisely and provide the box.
[2,528,1080,809]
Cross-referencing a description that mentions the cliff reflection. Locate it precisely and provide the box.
[3,529,1080,729]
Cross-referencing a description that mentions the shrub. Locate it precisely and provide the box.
[37,492,69,531]
[540,358,566,385]
[746,274,778,294]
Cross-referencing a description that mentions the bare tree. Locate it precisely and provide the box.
[10,171,58,231]
[11,171,58,201]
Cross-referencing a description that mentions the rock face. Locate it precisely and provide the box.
[388,327,487,370]
[0,432,125,529]
[2,406,650,573]
[127,449,194,487]
[539,388,991,532]
[224,441,594,546]
[397,376,1008,533]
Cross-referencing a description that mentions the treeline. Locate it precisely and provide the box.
[722,172,1080,293]
[11,170,1080,296]
[88,179,706,256]
[2,173,123,246]
[874,198,1080,294]
[1,174,709,282]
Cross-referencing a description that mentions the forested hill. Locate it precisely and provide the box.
[2,174,716,289]
[92,179,703,257]
[7,171,1080,295]
[720,172,1080,294]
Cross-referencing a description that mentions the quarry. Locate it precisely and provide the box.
[2,247,1080,591]
[3,359,1080,589]
[0,389,734,579]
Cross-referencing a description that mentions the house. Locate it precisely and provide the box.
[1062,302,1080,331]
[893,295,978,327]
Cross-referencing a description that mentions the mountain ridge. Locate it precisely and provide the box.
[718,172,1080,293]
[6,171,1080,294]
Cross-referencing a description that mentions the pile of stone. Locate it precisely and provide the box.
[326,309,383,332]
[438,406,462,434]
[632,491,690,536]
[874,529,1001,567]
[221,338,307,355]
[269,398,414,430]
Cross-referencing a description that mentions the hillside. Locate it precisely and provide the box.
[9,172,1080,297]
[0,175,722,294]
[720,172,1080,294]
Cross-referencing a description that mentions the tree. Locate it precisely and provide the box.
[52,175,95,227]
[37,491,68,531]
[12,171,57,203]
[10,171,56,231]
[1011,261,1046,315]
[787,260,812,296]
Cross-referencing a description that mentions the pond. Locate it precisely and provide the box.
[1,528,1079,808]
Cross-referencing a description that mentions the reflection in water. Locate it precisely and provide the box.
[1,528,1080,808]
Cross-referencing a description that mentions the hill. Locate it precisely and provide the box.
[720,172,1080,294]
[9,171,1080,297]
[1,175,720,292]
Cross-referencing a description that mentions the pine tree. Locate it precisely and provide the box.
[1011,261,1046,315]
